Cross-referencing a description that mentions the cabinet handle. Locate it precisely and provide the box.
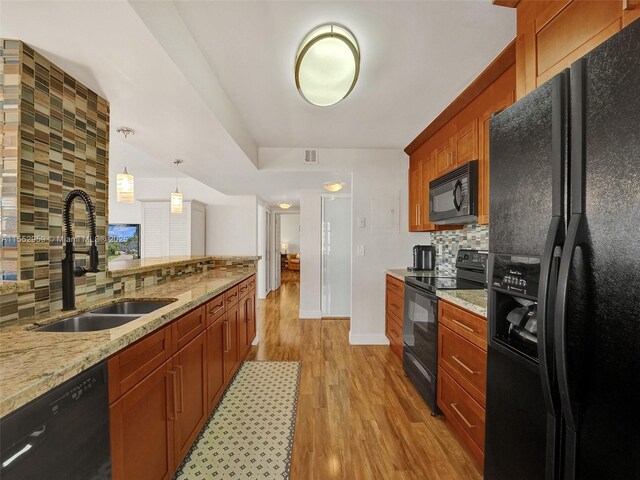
[390,303,399,310]
[623,0,638,10]
[450,318,474,333]
[452,355,477,375]
[224,320,230,352]
[168,370,178,421]
[417,204,421,224]
[450,403,476,429]
[176,365,184,413]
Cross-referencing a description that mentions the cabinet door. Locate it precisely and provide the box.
[435,138,454,176]
[247,292,256,344]
[420,156,435,230]
[173,333,207,466]
[478,91,514,225]
[110,361,175,480]
[237,296,249,359]
[224,305,239,382]
[206,317,225,411]
[408,164,422,231]
[453,119,478,166]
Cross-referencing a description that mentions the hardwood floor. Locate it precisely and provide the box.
[247,272,482,480]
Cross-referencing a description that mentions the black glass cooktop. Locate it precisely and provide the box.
[405,275,485,293]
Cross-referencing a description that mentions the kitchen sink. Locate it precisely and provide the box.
[35,314,142,332]
[35,300,175,332]
[89,300,174,315]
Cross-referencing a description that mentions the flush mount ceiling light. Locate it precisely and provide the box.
[324,182,344,193]
[171,159,184,214]
[279,202,293,210]
[115,127,135,203]
[295,24,360,107]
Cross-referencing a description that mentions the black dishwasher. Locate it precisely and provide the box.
[0,361,111,479]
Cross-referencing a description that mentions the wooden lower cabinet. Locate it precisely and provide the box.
[173,333,207,466]
[437,299,488,472]
[109,274,256,480]
[206,316,226,411]
[237,296,249,359]
[246,291,256,344]
[385,275,405,359]
[110,361,175,480]
[224,304,239,382]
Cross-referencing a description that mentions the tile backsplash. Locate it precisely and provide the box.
[431,224,489,274]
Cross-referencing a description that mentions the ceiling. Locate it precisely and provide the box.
[0,1,515,206]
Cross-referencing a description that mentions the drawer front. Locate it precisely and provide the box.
[238,278,250,299]
[439,300,487,350]
[386,290,404,322]
[108,325,172,403]
[225,286,239,308]
[172,307,205,352]
[438,369,485,459]
[386,314,403,359]
[205,293,225,327]
[386,275,405,298]
[247,274,256,291]
[439,325,487,407]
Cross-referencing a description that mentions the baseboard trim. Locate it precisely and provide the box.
[349,332,391,345]
[299,309,322,319]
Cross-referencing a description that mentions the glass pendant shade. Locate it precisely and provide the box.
[116,167,134,203]
[295,24,360,107]
[170,188,183,214]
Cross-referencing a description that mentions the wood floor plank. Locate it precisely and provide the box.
[248,270,482,480]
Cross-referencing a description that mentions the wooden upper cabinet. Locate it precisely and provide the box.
[409,164,422,231]
[453,119,478,166]
[514,0,637,98]
[478,89,515,225]
[421,157,436,230]
[435,138,454,176]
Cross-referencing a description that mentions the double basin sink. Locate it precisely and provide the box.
[35,300,175,333]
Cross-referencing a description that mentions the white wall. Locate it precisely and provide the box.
[280,214,300,254]
[260,148,428,343]
[299,190,322,318]
[109,176,258,256]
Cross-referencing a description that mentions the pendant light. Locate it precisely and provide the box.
[116,127,135,203]
[171,159,184,214]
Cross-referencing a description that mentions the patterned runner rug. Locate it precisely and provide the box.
[175,361,301,479]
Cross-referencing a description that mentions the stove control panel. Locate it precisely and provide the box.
[491,254,540,299]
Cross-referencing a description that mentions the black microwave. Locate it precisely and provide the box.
[429,160,478,225]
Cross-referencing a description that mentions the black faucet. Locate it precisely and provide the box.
[62,189,100,310]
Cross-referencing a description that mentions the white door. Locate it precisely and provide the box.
[274,214,281,289]
[265,210,271,293]
[321,197,351,317]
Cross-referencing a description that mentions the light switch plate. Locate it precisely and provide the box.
[358,217,366,228]
[357,245,365,256]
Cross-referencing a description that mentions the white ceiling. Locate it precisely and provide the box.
[0,1,515,206]
[170,1,516,149]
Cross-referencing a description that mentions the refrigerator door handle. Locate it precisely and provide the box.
[554,213,587,432]
[538,217,563,417]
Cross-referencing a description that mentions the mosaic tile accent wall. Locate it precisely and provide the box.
[0,39,110,316]
[431,224,489,275]
[1,40,20,280]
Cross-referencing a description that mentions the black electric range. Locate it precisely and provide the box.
[402,249,487,414]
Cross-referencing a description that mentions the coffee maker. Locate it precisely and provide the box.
[409,245,435,271]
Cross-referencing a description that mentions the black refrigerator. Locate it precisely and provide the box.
[484,19,640,480]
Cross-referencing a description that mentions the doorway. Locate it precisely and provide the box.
[321,196,351,317]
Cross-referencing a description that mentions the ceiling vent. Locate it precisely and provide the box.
[304,149,318,165]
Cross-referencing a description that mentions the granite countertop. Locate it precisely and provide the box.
[107,255,261,277]
[0,280,31,295]
[0,268,255,417]
[436,290,488,317]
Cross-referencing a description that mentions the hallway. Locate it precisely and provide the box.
[248,273,482,480]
